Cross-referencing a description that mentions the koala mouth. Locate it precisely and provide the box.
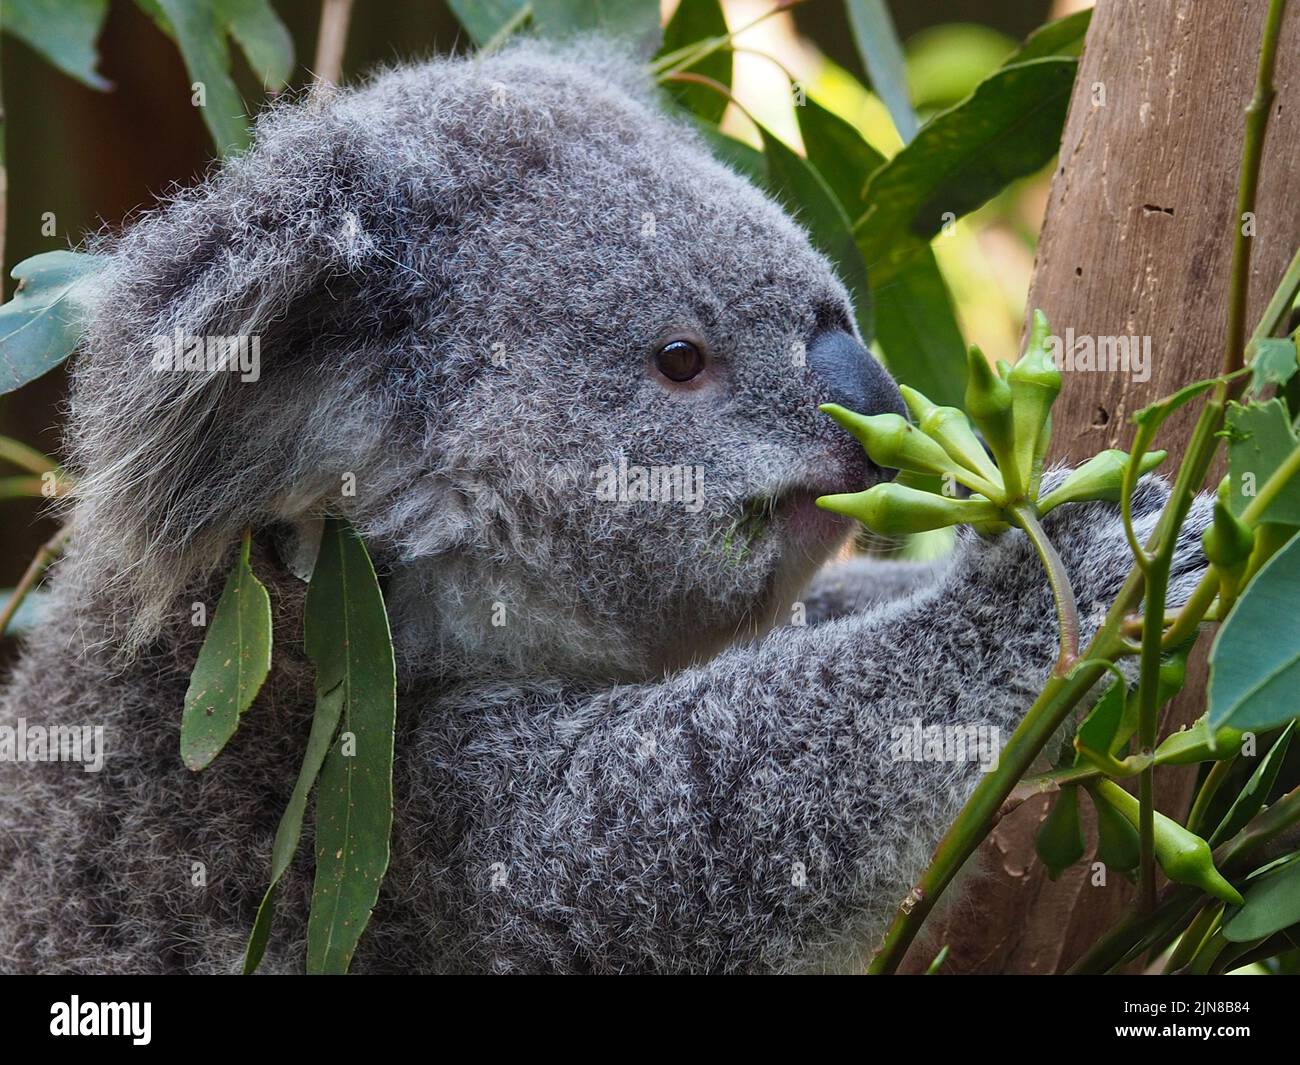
[727,482,851,561]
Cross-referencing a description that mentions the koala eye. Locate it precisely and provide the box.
[654,339,705,382]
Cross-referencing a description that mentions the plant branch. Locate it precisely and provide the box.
[1012,503,1079,675]
[0,524,71,639]
[313,0,354,85]
[0,435,57,475]
[1222,0,1287,378]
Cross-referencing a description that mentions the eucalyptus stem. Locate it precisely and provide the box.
[0,435,57,475]
[0,524,71,639]
[1011,504,1079,675]
[1222,0,1288,379]
[1187,758,1234,836]
[313,0,354,85]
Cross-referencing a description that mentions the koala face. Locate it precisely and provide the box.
[70,39,901,680]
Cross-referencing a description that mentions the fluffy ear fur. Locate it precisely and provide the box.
[66,37,675,646]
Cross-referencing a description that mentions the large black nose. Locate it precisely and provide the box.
[808,330,905,418]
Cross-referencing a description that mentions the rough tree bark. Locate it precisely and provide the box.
[899,0,1300,974]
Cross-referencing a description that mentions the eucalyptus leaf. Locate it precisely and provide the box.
[1004,8,1092,65]
[1035,785,1084,879]
[180,534,273,771]
[3,0,111,90]
[0,252,108,396]
[1248,335,1298,396]
[795,97,967,407]
[1223,855,1300,943]
[151,0,294,154]
[845,0,917,142]
[857,58,1076,267]
[447,0,529,46]
[531,0,661,52]
[1209,536,1300,734]
[1210,722,1295,847]
[1073,677,1126,767]
[243,680,345,974]
[305,519,397,975]
[759,125,872,345]
[1225,399,1300,525]
[0,588,52,635]
[1088,785,1141,874]
[659,0,730,124]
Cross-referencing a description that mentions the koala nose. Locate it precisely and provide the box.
[808,330,905,419]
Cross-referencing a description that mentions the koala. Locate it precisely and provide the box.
[0,38,1212,974]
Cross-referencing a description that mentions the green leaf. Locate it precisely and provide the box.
[1134,377,1218,429]
[798,96,884,218]
[531,0,662,50]
[446,0,529,46]
[1210,722,1295,847]
[857,58,1076,267]
[659,0,730,124]
[1074,677,1126,767]
[1004,8,1092,65]
[0,251,108,396]
[1035,785,1085,879]
[872,250,967,410]
[1209,535,1300,733]
[180,534,273,771]
[151,0,293,154]
[0,588,52,635]
[1248,335,1298,396]
[217,0,294,89]
[3,0,112,90]
[1223,855,1300,943]
[796,97,966,408]
[305,519,397,975]
[243,679,345,974]
[845,0,917,142]
[1225,399,1300,526]
[1087,785,1141,874]
[759,125,872,344]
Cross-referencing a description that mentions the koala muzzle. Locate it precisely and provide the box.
[808,330,905,420]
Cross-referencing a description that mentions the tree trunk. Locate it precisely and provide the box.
[899,0,1300,974]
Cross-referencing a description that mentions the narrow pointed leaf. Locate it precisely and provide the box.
[305,519,397,975]
[659,0,731,124]
[845,0,917,142]
[243,680,345,974]
[181,534,273,771]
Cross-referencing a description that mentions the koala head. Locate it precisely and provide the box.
[67,38,901,681]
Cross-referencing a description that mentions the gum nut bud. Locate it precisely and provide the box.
[1009,311,1063,487]
[1202,500,1255,573]
[1036,449,1168,512]
[818,404,959,477]
[900,385,1003,488]
[1095,780,1243,905]
[816,482,1002,536]
[1215,474,1233,507]
[965,345,1022,498]
[1034,786,1085,880]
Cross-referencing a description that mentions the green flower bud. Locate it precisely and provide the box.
[1202,499,1255,576]
[819,405,961,479]
[1094,780,1244,905]
[816,482,1003,536]
[898,384,1004,498]
[964,345,1023,500]
[1009,309,1063,491]
[1036,449,1167,513]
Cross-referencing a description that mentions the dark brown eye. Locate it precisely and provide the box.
[655,339,705,382]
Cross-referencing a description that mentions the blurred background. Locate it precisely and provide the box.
[0,0,1085,635]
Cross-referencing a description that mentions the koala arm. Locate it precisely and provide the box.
[417,483,1211,974]
[799,553,952,623]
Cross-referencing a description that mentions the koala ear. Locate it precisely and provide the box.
[67,93,424,642]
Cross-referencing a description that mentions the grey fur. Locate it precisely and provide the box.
[0,40,1211,973]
